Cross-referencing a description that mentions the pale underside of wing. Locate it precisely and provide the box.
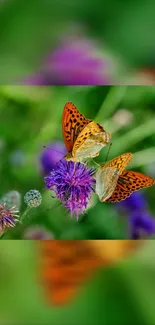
[72,121,112,159]
[95,166,120,202]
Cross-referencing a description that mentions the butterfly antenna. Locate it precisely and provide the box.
[43,145,65,155]
[104,142,112,164]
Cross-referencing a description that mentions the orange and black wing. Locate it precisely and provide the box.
[62,102,91,152]
[104,153,133,175]
[39,240,102,306]
[106,170,155,203]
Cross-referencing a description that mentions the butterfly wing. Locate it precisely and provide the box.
[106,170,155,203]
[72,121,111,159]
[62,102,91,153]
[104,153,133,175]
[95,153,133,202]
[95,166,120,202]
[39,240,103,306]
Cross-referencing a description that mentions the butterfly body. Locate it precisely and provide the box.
[64,152,77,162]
[62,102,111,161]
[96,152,155,203]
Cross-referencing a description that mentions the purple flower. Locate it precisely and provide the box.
[130,211,155,239]
[40,142,67,175]
[117,192,148,213]
[23,37,112,85]
[0,204,19,233]
[116,192,155,239]
[44,159,96,220]
[23,226,54,240]
[23,74,47,85]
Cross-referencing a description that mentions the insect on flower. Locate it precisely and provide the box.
[62,102,111,162]
[95,152,155,203]
[38,240,141,306]
[44,159,96,220]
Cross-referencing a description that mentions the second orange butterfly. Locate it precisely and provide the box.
[95,152,155,203]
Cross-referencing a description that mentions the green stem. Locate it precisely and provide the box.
[95,86,128,121]
[20,207,31,222]
[129,147,155,168]
[111,116,155,157]
[0,230,5,239]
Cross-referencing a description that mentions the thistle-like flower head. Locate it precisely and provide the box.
[24,190,42,207]
[0,204,19,233]
[44,159,95,220]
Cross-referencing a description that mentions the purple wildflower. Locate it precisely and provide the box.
[0,204,19,233]
[130,211,155,239]
[44,159,96,220]
[23,37,112,85]
[116,192,155,239]
[45,39,111,85]
[23,74,47,85]
[117,192,148,213]
[24,226,54,240]
[40,142,67,175]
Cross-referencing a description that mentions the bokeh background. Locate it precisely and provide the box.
[0,240,155,325]
[0,85,155,240]
[1,1,155,323]
[0,0,155,84]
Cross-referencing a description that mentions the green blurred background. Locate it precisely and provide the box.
[0,240,155,325]
[1,1,155,323]
[0,85,155,239]
[0,0,155,83]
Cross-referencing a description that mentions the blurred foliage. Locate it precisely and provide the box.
[0,0,155,82]
[0,85,155,239]
[0,240,155,325]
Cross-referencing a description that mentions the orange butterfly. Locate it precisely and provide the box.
[95,152,155,203]
[39,240,140,306]
[62,102,111,161]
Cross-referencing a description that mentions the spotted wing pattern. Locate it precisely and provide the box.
[72,121,111,159]
[106,170,155,203]
[39,240,103,306]
[73,122,107,152]
[62,102,91,152]
[104,152,133,174]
